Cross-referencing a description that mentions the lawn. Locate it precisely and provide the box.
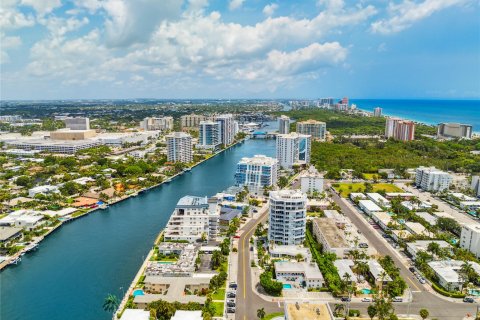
[264,312,285,320]
[211,288,225,301]
[363,173,379,180]
[212,301,224,317]
[333,183,403,197]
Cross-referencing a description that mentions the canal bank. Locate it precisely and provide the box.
[0,139,276,320]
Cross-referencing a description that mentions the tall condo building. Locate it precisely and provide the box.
[415,166,452,192]
[268,189,307,245]
[164,196,219,242]
[64,117,90,130]
[460,224,480,258]
[472,176,480,197]
[198,121,221,149]
[276,133,311,169]
[278,115,291,134]
[235,155,278,193]
[140,117,174,131]
[373,107,382,117]
[215,114,235,146]
[181,114,207,129]
[319,98,334,106]
[437,123,473,139]
[341,97,349,105]
[385,118,415,141]
[296,120,326,140]
[166,132,192,163]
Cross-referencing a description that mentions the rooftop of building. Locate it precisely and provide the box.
[171,310,203,320]
[358,200,382,212]
[270,189,307,201]
[367,260,393,282]
[333,259,358,282]
[119,309,150,320]
[312,218,348,248]
[177,195,209,207]
[0,226,23,241]
[274,261,324,279]
[406,240,451,251]
[166,132,192,138]
[297,119,326,125]
[237,155,278,165]
[285,302,333,320]
[428,260,480,283]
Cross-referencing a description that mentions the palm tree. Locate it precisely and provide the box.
[102,293,119,315]
[367,304,377,320]
[333,303,345,317]
[257,307,266,319]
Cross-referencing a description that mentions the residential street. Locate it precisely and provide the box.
[328,185,479,319]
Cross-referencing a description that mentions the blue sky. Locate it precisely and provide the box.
[1,0,479,100]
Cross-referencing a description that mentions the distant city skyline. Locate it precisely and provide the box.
[1,0,479,100]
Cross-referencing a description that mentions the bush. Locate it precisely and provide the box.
[259,271,283,296]
[431,282,465,298]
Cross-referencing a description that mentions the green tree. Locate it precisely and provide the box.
[15,176,32,187]
[367,305,377,320]
[278,176,289,188]
[102,294,119,315]
[257,307,266,319]
[419,308,429,319]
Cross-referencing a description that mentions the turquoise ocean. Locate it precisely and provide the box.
[350,99,480,133]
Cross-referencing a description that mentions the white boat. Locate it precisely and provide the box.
[9,257,21,265]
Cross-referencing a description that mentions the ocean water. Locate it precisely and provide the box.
[350,99,480,132]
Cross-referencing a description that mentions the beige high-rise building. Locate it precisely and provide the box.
[181,114,207,129]
[140,117,173,131]
[296,120,326,140]
[166,132,193,163]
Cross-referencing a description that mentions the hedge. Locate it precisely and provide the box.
[431,282,465,298]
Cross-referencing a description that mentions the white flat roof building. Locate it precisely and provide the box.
[334,259,358,283]
[404,222,433,237]
[235,155,278,193]
[312,218,351,258]
[349,193,367,201]
[368,260,392,284]
[366,193,391,208]
[119,309,150,320]
[428,260,480,291]
[371,211,393,231]
[401,200,432,211]
[299,166,324,194]
[171,311,203,320]
[415,211,438,226]
[415,166,452,192]
[460,224,480,258]
[274,261,324,288]
[28,185,60,198]
[276,132,311,169]
[406,240,451,260]
[166,132,193,163]
[358,200,382,215]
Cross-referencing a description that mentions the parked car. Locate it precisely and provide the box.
[227,292,236,298]
[341,297,351,302]
[409,266,415,272]
[229,282,237,289]
[227,307,236,313]
[361,298,371,302]
[250,246,253,251]
[392,297,403,302]
[227,302,236,308]
[419,278,426,284]
[463,297,475,303]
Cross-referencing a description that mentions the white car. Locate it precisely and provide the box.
[361,298,371,302]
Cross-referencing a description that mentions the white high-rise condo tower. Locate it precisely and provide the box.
[268,189,307,245]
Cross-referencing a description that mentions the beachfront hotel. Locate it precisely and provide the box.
[163,196,219,243]
[235,155,278,194]
[166,132,193,163]
[276,132,311,169]
[268,189,307,245]
[295,120,326,140]
[197,121,221,149]
[385,118,415,141]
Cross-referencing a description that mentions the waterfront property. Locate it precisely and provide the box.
[163,196,220,243]
[198,121,221,149]
[146,243,199,277]
[278,115,291,134]
[234,154,278,194]
[276,132,311,169]
[166,132,193,163]
[268,189,307,245]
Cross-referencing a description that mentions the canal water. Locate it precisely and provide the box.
[0,139,275,320]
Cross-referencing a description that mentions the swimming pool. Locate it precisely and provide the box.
[468,289,480,296]
[132,289,144,297]
[283,284,292,289]
[361,288,372,294]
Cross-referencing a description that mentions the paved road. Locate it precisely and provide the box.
[328,186,478,319]
[236,204,283,320]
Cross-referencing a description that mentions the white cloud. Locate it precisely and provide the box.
[0,33,22,63]
[74,0,103,13]
[318,0,345,12]
[0,0,35,30]
[263,3,278,17]
[371,0,468,34]
[103,0,182,47]
[20,0,62,16]
[229,0,245,11]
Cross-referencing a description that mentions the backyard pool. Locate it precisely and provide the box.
[132,289,144,297]
[283,284,292,289]
[468,289,480,296]
[361,288,373,294]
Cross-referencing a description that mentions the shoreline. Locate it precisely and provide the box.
[0,139,245,272]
